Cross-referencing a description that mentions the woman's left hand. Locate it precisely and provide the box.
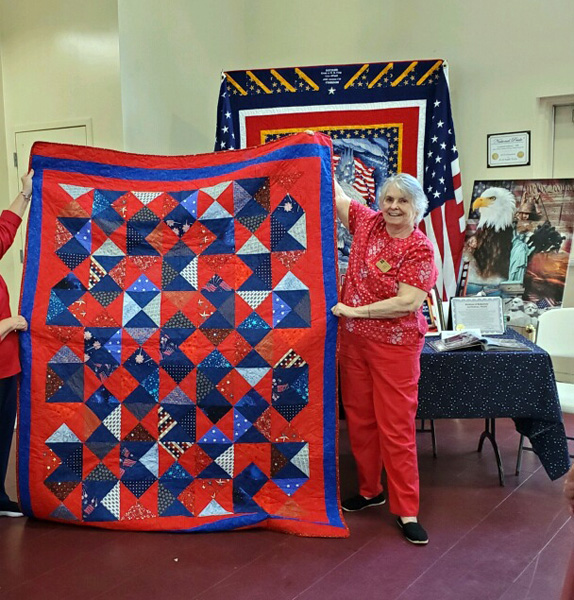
[331,302,355,318]
[21,169,34,198]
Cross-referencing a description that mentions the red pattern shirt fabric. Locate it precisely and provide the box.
[341,201,438,345]
[0,210,23,378]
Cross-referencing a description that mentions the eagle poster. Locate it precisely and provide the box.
[459,179,574,327]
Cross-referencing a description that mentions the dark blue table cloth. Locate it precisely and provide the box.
[417,328,570,480]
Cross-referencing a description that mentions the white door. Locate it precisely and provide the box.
[552,105,574,380]
[3,125,89,315]
[552,105,574,309]
[15,124,89,246]
[15,123,88,188]
[553,105,574,179]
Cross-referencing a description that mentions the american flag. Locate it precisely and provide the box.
[333,154,377,207]
[417,76,465,300]
[203,274,232,293]
[214,60,465,299]
[536,298,559,309]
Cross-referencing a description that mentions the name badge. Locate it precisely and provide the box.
[376,258,392,273]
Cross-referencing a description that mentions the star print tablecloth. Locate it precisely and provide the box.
[17,133,348,536]
[417,328,570,480]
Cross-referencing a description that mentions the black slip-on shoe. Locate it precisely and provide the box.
[0,499,24,518]
[396,517,429,544]
[342,492,386,512]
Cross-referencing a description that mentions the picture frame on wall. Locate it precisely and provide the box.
[487,131,530,168]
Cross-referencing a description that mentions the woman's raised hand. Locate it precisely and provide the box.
[21,169,34,199]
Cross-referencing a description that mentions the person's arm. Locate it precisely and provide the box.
[0,170,33,258]
[8,169,34,218]
[332,239,436,319]
[303,130,351,227]
[334,178,351,229]
[331,282,427,319]
[0,315,28,341]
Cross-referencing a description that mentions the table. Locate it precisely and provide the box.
[416,328,571,485]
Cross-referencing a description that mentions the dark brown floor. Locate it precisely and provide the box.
[1,416,572,600]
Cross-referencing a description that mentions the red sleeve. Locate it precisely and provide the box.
[348,200,376,236]
[397,238,438,293]
[0,210,22,260]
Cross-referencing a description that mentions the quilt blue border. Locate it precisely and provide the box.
[19,139,343,531]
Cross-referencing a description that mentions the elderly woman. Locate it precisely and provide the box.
[332,173,437,545]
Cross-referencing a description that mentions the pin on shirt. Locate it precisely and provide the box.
[376,257,392,273]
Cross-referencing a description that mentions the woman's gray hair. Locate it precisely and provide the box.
[378,173,429,225]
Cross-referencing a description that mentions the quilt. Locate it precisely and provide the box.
[18,132,348,537]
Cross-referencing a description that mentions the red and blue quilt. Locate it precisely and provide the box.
[18,133,348,536]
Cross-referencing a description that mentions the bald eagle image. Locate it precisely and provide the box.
[468,187,516,280]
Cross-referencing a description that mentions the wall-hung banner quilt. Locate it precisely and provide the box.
[18,133,348,537]
[215,59,465,299]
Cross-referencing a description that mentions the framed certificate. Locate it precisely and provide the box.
[487,131,530,168]
[451,297,505,335]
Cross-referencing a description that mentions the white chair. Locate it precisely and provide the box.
[516,307,574,475]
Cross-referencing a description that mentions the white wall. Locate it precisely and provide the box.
[0,0,123,163]
[0,42,8,192]
[0,42,16,312]
[118,0,250,155]
[0,0,123,311]
[118,0,574,193]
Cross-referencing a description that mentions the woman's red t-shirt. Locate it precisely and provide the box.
[340,201,438,345]
[0,210,23,379]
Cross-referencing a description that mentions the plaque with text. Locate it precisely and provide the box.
[487,131,530,168]
[451,297,505,335]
